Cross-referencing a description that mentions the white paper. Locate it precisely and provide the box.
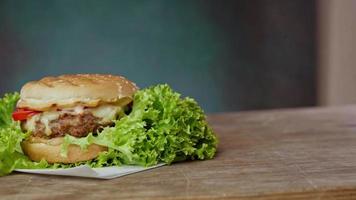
[14,164,165,179]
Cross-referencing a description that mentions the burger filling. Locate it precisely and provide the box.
[20,104,125,139]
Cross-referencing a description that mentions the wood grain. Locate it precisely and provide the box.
[2,106,356,199]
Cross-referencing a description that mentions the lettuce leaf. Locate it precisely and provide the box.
[0,93,36,176]
[0,93,19,128]
[0,84,218,175]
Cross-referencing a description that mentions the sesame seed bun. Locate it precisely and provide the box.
[17,74,138,111]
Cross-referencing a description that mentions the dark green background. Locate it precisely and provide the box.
[0,0,316,112]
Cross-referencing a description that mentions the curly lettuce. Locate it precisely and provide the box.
[0,93,34,176]
[0,84,218,176]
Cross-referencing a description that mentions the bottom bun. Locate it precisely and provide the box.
[21,136,108,164]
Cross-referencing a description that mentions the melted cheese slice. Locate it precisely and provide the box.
[88,105,123,123]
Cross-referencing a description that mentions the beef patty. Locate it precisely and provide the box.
[31,112,112,138]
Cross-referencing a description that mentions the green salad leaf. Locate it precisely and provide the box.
[0,93,34,176]
[0,84,218,176]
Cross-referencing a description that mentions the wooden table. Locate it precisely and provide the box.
[2,106,356,199]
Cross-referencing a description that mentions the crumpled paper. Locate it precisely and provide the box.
[15,164,165,179]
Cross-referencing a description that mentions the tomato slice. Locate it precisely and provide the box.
[12,108,41,121]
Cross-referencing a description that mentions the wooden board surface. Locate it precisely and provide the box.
[2,106,356,199]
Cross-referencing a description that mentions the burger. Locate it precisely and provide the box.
[0,73,218,176]
[12,74,138,164]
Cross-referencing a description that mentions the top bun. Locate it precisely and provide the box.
[17,74,138,111]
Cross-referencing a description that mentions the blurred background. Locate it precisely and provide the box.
[0,0,354,113]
